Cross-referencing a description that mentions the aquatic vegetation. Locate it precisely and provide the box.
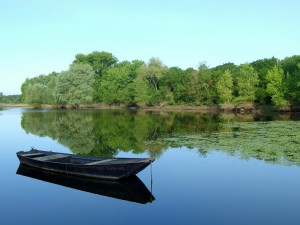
[158,121,300,166]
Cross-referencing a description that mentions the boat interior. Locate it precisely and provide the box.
[21,152,119,165]
[20,152,141,165]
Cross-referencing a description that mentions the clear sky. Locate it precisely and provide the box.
[0,0,299,95]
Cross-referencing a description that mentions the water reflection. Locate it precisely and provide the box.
[21,110,300,166]
[17,164,155,204]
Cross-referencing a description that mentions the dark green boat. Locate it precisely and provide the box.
[17,148,154,180]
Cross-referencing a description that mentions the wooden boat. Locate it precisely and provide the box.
[17,164,155,204]
[16,149,154,180]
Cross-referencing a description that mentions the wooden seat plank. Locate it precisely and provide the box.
[22,153,45,157]
[35,154,70,161]
[86,159,117,165]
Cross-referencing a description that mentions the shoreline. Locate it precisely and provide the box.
[2,103,300,114]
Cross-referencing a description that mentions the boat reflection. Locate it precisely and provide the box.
[16,164,155,204]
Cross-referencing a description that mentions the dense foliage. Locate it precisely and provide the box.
[20,52,300,108]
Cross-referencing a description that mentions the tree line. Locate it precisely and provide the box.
[0,92,22,104]
[20,52,300,108]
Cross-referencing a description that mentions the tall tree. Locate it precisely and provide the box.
[285,63,300,105]
[234,64,259,104]
[281,55,300,75]
[250,57,278,104]
[133,75,151,105]
[266,66,287,107]
[133,58,168,105]
[21,72,58,103]
[55,63,95,107]
[216,69,233,104]
[160,67,192,104]
[138,57,167,90]
[198,65,215,104]
[98,61,143,105]
[73,51,118,76]
[73,51,118,102]
[25,83,49,108]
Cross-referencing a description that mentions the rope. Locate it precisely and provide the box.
[150,160,153,202]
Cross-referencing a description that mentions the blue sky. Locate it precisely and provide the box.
[0,0,299,95]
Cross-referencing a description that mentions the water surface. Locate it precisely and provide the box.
[1,108,300,225]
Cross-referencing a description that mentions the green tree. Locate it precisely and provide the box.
[285,63,300,105]
[46,76,58,104]
[0,92,3,103]
[55,63,95,107]
[138,57,167,90]
[73,51,118,102]
[250,57,278,104]
[198,64,215,104]
[133,58,168,105]
[160,67,197,104]
[266,66,287,107]
[281,55,300,75]
[133,75,152,105]
[211,62,237,73]
[21,72,58,104]
[216,69,233,104]
[21,78,31,103]
[25,83,49,108]
[210,63,238,104]
[234,64,259,104]
[98,60,143,105]
[73,51,118,76]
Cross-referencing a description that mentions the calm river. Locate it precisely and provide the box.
[1,108,300,225]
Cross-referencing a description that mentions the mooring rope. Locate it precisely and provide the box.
[150,160,153,202]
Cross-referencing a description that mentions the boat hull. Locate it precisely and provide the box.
[17,150,153,180]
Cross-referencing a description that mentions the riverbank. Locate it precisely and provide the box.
[2,103,300,114]
[68,103,300,114]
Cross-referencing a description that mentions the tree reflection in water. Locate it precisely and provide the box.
[21,109,300,166]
